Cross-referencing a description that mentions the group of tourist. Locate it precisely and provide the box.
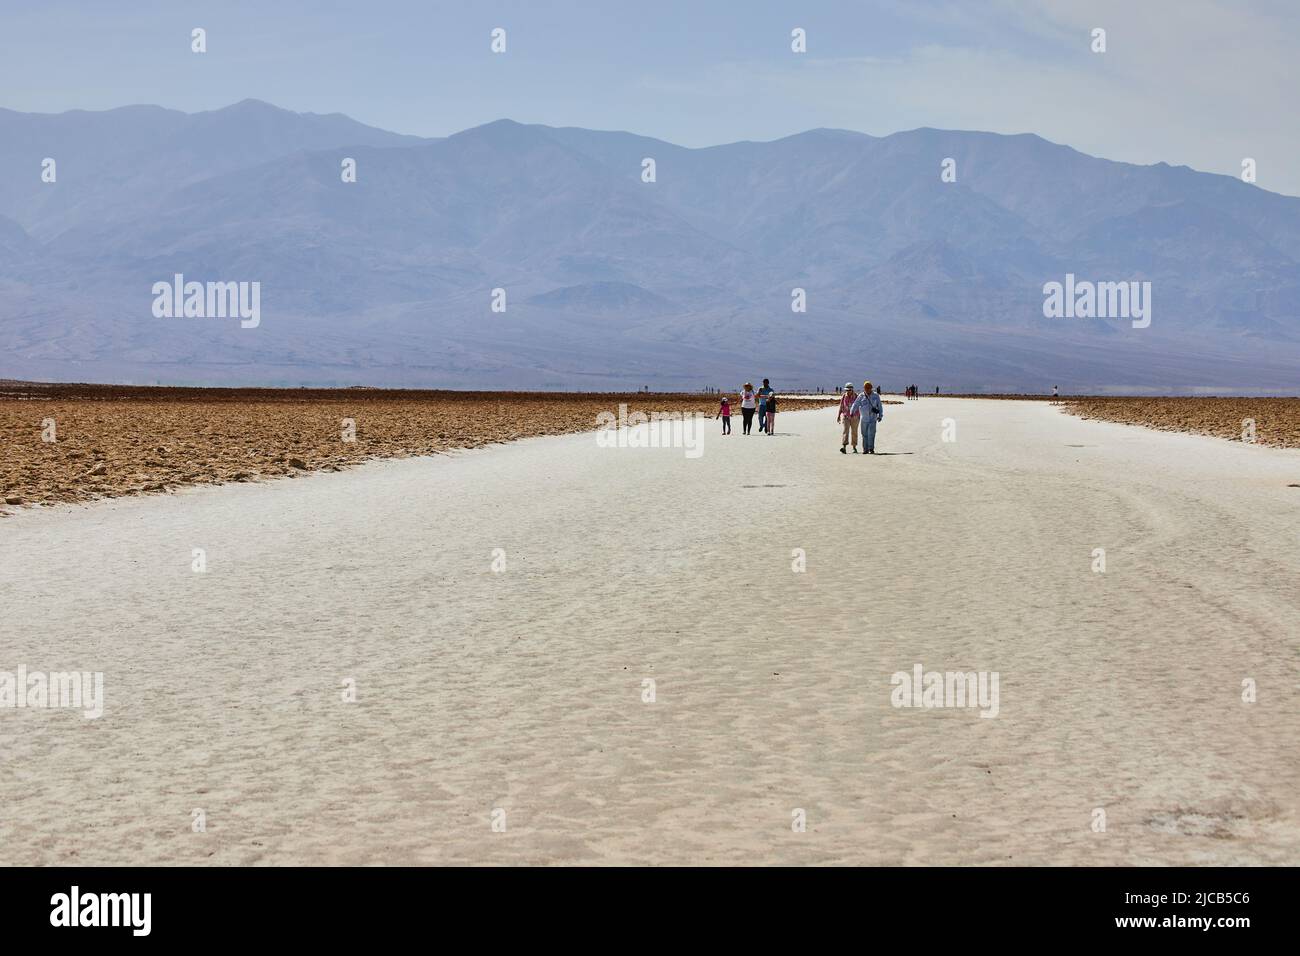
[716,379,777,435]
[714,378,887,453]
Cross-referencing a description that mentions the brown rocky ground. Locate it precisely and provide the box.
[1,383,836,513]
[915,392,1299,448]
[1055,396,1300,449]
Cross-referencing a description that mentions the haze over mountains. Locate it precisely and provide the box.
[1,98,1297,392]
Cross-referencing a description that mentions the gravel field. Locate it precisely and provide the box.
[1056,396,1300,448]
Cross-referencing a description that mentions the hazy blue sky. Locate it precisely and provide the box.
[4,0,1298,194]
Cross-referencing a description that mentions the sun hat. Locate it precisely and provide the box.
[844,381,854,389]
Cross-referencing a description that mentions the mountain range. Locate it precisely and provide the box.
[1,98,1297,392]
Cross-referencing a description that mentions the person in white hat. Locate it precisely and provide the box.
[853,380,884,453]
[836,382,859,453]
[739,382,757,434]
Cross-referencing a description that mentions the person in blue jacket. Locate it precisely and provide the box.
[853,380,884,453]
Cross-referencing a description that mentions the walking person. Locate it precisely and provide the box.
[739,382,757,435]
[836,382,859,453]
[757,378,773,433]
[765,390,778,434]
[855,380,884,453]
[717,394,731,434]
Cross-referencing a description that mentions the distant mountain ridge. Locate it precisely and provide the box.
[0,101,1297,392]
